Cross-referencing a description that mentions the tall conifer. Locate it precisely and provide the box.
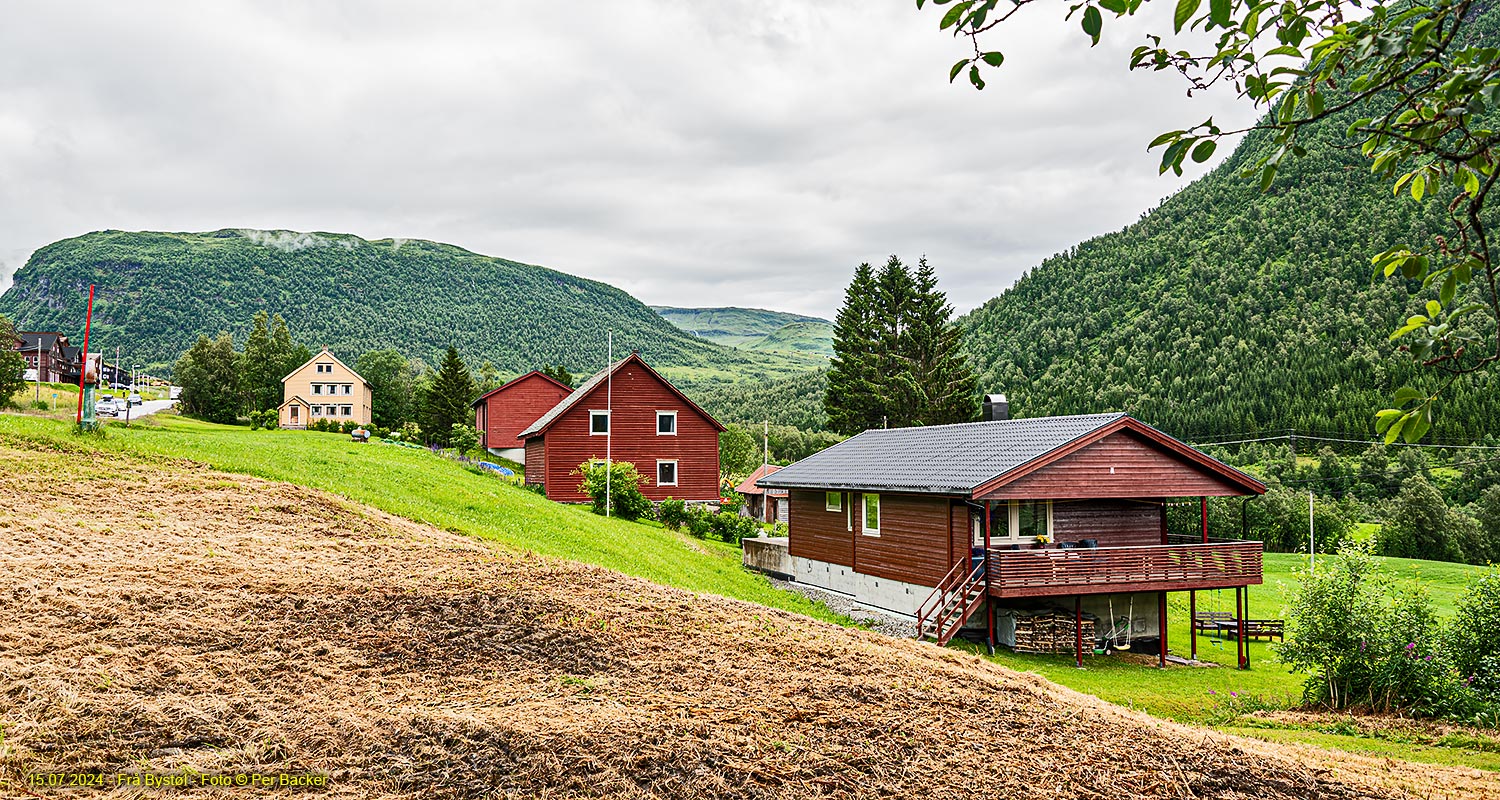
[421,346,477,447]
[824,263,883,435]
[907,257,978,425]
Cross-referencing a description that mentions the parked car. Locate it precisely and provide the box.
[169,386,181,400]
[127,392,143,406]
[95,398,120,417]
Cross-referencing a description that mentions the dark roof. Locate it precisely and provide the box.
[470,370,571,408]
[518,352,725,438]
[758,413,1128,495]
[757,413,1265,498]
[18,332,65,351]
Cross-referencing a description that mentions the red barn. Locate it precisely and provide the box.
[517,353,724,503]
[471,371,573,460]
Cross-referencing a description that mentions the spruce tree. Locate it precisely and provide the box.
[421,346,477,447]
[906,257,978,425]
[824,263,883,435]
[874,255,920,427]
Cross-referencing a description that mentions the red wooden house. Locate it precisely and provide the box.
[735,464,788,523]
[517,352,724,503]
[756,410,1267,666]
[471,370,573,460]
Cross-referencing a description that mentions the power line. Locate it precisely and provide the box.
[1192,432,1500,451]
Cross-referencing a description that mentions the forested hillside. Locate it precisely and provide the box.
[653,305,834,356]
[0,230,818,388]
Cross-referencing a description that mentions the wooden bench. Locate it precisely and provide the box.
[1192,611,1232,634]
[1242,619,1284,641]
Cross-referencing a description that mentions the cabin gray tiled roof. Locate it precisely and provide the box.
[756,412,1129,495]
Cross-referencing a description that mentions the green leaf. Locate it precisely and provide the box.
[1382,414,1407,444]
[1173,0,1200,32]
[1082,5,1103,44]
[940,1,973,30]
[968,64,985,90]
[1148,130,1185,149]
[949,59,968,83]
[1099,0,1128,12]
[1190,139,1217,163]
[1412,173,1425,202]
[1426,299,1442,317]
[1208,0,1230,27]
[1440,271,1457,305]
[1393,386,1424,406]
[980,51,1005,67]
[1403,409,1432,443]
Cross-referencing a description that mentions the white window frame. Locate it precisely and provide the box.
[312,384,323,395]
[341,405,352,417]
[589,409,610,435]
[311,406,322,416]
[656,459,678,486]
[1006,499,1054,542]
[825,491,842,512]
[656,410,677,436]
[343,384,352,395]
[861,493,880,537]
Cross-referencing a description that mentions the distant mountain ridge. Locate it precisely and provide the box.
[0,229,820,390]
[652,305,833,357]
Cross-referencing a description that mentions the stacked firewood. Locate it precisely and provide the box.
[1012,610,1096,654]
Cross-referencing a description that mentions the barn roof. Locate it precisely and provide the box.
[469,370,571,408]
[734,464,783,497]
[518,352,725,438]
[756,413,1264,497]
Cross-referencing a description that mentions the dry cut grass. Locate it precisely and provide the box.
[1,441,1496,799]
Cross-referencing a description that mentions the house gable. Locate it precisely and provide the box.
[977,428,1259,499]
[474,371,573,450]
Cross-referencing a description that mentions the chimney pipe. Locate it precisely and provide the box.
[983,393,1009,422]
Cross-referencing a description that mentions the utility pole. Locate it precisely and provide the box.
[605,330,612,519]
[763,420,769,467]
[1308,490,1316,573]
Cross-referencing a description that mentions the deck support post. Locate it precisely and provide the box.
[984,501,994,656]
[1074,595,1083,668]
[1189,590,1197,661]
[1235,587,1246,670]
[1243,584,1251,669]
[1158,591,1167,668]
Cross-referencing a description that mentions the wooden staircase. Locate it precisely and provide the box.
[915,558,987,646]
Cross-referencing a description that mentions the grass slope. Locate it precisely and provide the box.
[653,306,834,356]
[0,413,833,622]
[0,229,820,388]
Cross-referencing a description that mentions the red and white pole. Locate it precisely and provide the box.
[75,285,95,424]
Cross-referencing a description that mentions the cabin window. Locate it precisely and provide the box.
[341,405,352,417]
[343,384,352,395]
[656,411,677,435]
[657,460,678,486]
[590,410,610,435]
[861,493,880,536]
[825,491,842,512]
[311,406,321,417]
[312,384,323,395]
[1008,500,1052,541]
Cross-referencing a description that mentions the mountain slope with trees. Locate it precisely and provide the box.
[958,94,1500,442]
[0,229,818,389]
[653,305,834,356]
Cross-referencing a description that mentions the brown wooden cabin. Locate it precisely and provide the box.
[756,412,1267,666]
[471,370,573,460]
[735,464,788,523]
[517,352,724,503]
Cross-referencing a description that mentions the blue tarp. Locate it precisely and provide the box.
[477,461,515,476]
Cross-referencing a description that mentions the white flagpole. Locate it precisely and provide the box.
[605,330,612,518]
[1308,490,1315,573]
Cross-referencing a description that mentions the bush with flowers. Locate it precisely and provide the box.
[1277,543,1477,717]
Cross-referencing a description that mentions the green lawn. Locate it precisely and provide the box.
[0,413,839,624]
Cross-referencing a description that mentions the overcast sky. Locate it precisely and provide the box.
[0,1,1256,318]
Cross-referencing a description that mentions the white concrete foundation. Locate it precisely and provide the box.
[789,556,933,618]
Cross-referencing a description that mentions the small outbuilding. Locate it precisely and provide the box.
[471,370,573,461]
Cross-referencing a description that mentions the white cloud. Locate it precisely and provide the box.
[0,0,1258,318]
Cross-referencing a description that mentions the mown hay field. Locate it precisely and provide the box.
[2,440,1496,798]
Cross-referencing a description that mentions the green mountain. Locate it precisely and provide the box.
[652,305,834,356]
[957,95,1500,442]
[0,230,821,390]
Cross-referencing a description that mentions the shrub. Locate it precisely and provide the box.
[1443,568,1500,701]
[1278,543,1472,715]
[449,423,481,455]
[658,497,689,531]
[248,409,278,430]
[399,421,422,442]
[709,509,757,544]
[575,459,654,521]
[685,506,715,539]
[369,425,389,439]
[772,520,789,538]
[718,493,746,515]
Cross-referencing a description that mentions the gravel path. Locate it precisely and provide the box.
[769,577,917,638]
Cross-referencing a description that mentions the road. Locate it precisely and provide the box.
[116,398,177,420]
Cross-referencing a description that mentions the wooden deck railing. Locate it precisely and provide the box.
[988,541,1263,598]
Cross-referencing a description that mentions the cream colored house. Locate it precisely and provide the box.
[278,347,373,429]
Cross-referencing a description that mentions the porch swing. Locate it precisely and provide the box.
[1099,595,1133,653]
